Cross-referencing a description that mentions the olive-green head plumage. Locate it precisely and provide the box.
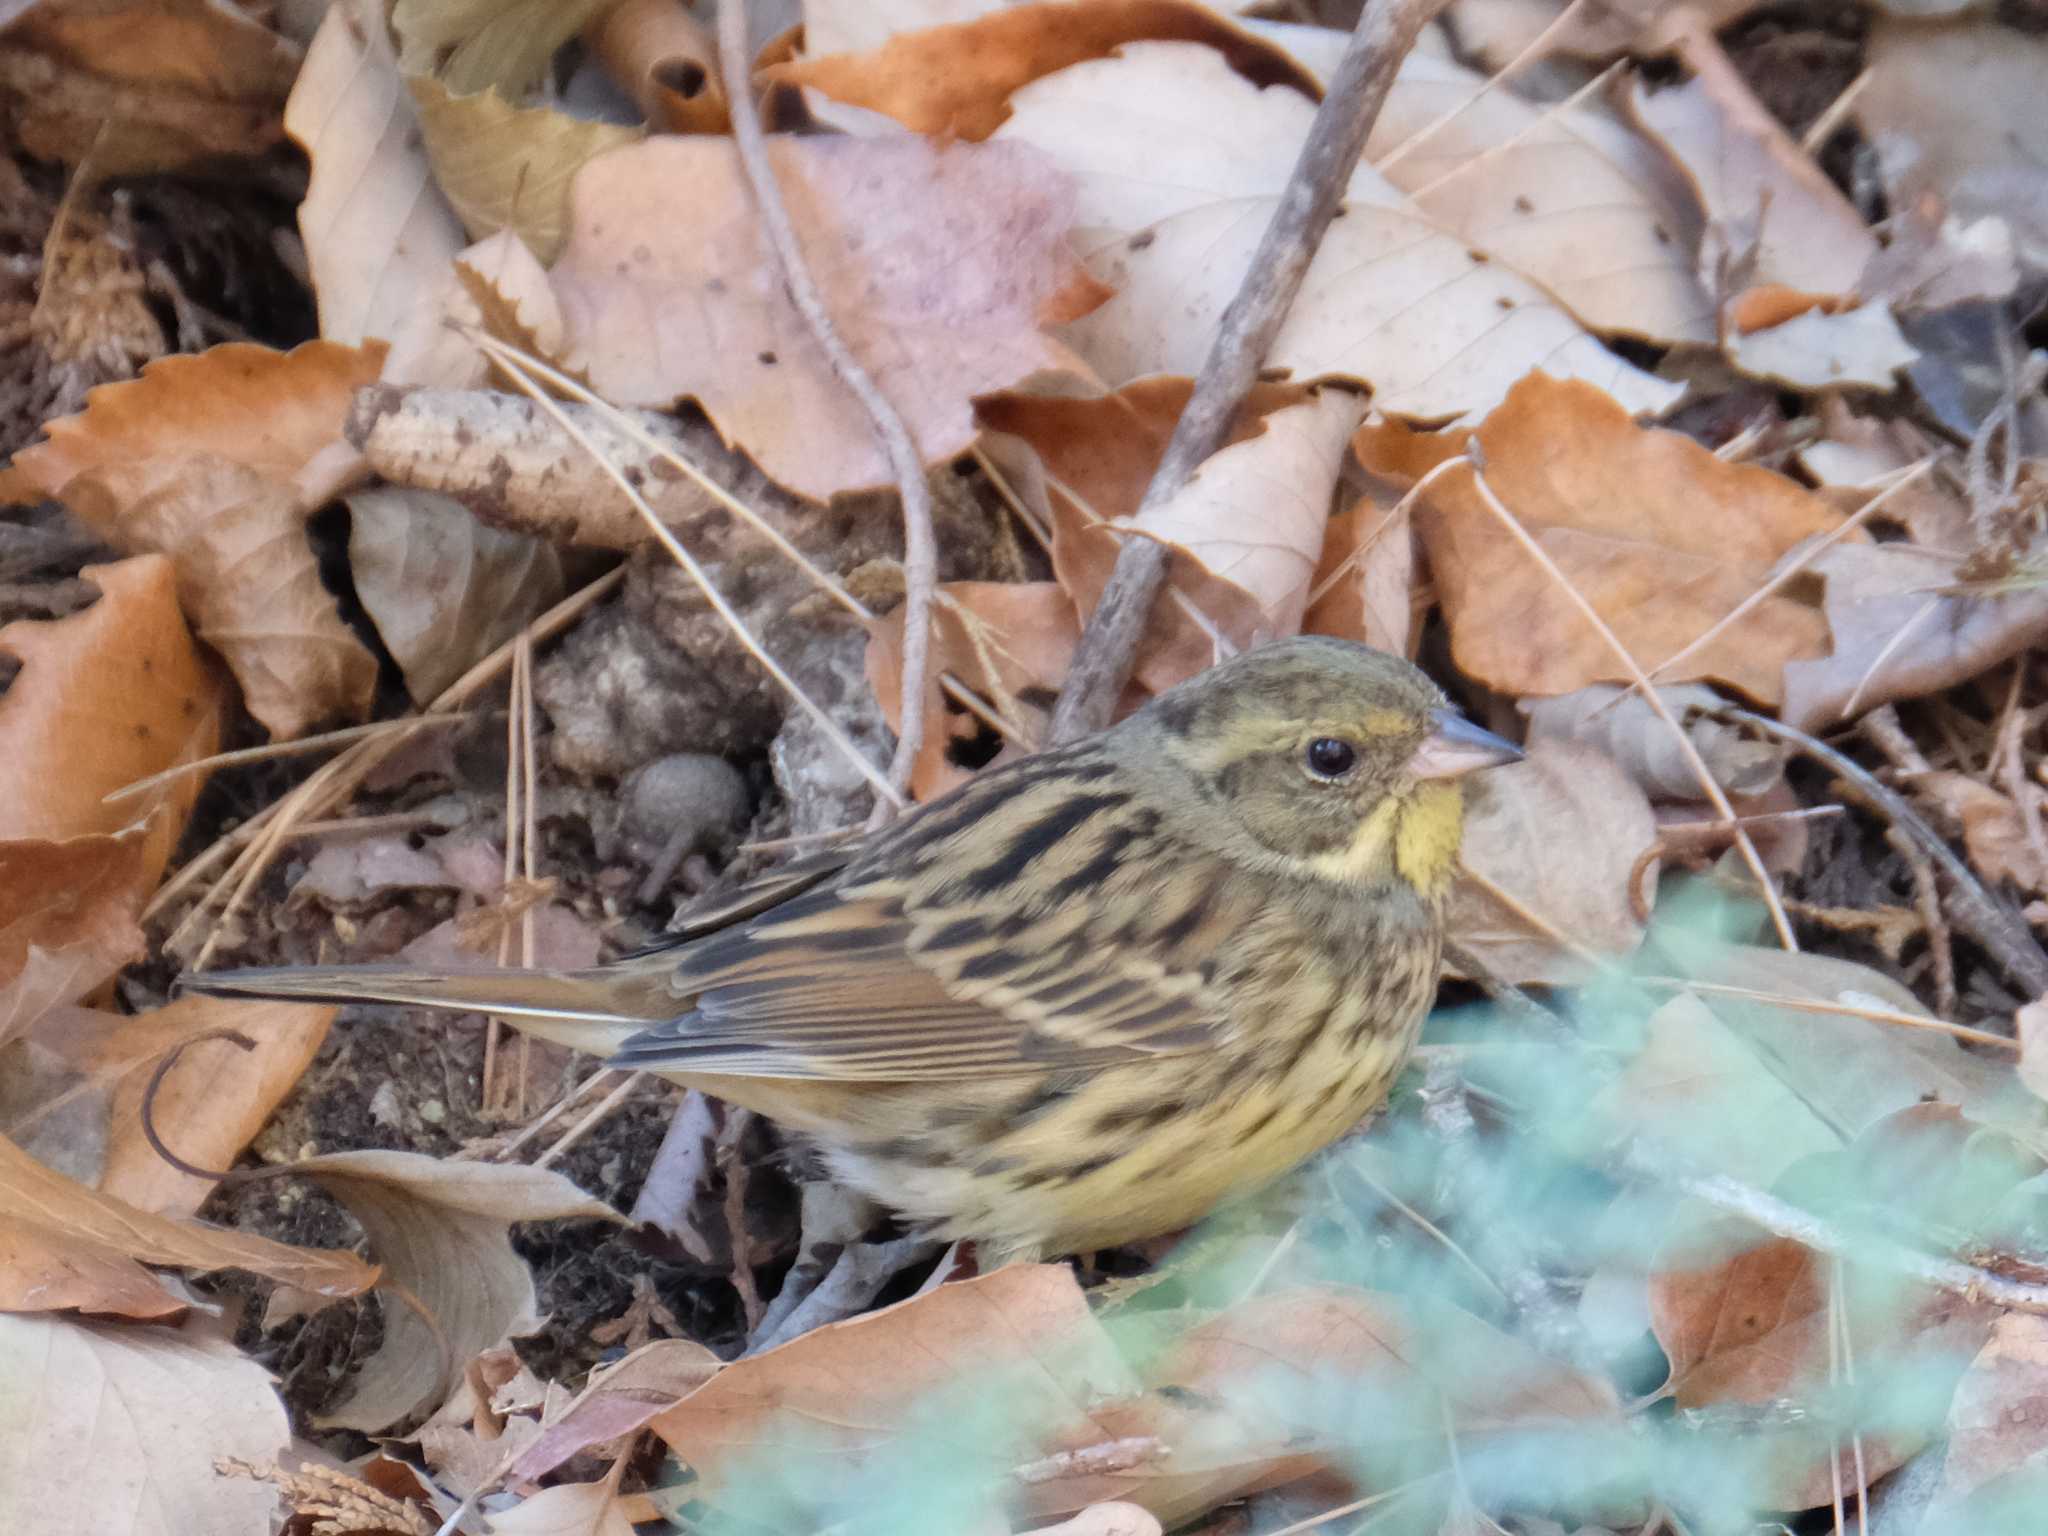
[1112,636,1517,901]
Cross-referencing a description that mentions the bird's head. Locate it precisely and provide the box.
[1129,636,1522,902]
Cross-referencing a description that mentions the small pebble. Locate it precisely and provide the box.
[622,752,751,853]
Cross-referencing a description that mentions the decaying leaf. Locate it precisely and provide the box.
[995,43,1682,420]
[1521,684,1787,801]
[550,134,1105,500]
[1365,374,1843,704]
[1780,542,2048,733]
[290,1150,623,1432]
[1301,494,1415,657]
[1449,739,1658,986]
[346,485,566,703]
[11,342,388,737]
[1926,1311,2048,1526]
[1912,771,2048,896]
[0,1313,289,1536]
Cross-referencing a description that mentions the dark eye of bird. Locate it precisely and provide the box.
[1305,737,1357,779]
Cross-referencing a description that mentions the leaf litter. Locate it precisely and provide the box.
[4,2,2048,1533]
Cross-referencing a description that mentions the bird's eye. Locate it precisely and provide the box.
[1305,737,1357,779]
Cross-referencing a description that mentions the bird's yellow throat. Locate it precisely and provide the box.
[1302,782,1464,899]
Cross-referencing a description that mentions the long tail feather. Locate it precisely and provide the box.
[178,963,675,1059]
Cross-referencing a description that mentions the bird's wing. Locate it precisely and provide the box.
[610,750,1247,1080]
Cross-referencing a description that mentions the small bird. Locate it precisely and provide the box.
[186,638,1519,1261]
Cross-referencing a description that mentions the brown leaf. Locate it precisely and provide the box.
[2017,999,2048,1107]
[1302,495,1415,657]
[0,1132,376,1318]
[0,835,150,1043]
[290,1150,624,1432]
[0,1313,289,1536]
[550,134,1106,500]
[510,1338,721,1482]
[1780,542,2048,733]
[1914,770,2048,895]
[1449,739,1658,985]
[976,380,1337,696]
[768,0,1314,140]
[11,342,388,738]
[1927,1312,2048,1525]
[1367,375,1843,703]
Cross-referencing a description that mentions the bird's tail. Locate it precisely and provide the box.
[178,962,678,1057]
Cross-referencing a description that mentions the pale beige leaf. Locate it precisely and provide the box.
[995,43,1682,420]
[294,1150,624,1432]
[347,486,566,703]
[1023,1505,1163,1536]
[1628,71,1874,310]
[382,229,564,389]
[1449,739,1656,985]
[483,1479,636,1536]
[0,1313,289,1536]
[1521,684,1787,801]
[1369,52,1711,344]
[1780,542,2048,732]
[550,134,1104,500]
[1928,1312,2048,1525]
[1302,495,1415,657]
[2016,1000,2048,1108]
[1728,304,1918,390]
[409,76,642,265]
[1860,20,2048,271]
[509,1338,720,1483]
[288,0,467,344]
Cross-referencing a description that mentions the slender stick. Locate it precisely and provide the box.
[716,3,936,805]
[1047,0,1453,744]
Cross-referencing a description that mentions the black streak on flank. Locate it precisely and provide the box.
[961,792,1127,898]
[1059,1152,1118,1184]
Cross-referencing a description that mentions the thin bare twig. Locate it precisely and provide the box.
[1718,706,2048,998]
[1047,0,1453,743]
[716,3,935,805]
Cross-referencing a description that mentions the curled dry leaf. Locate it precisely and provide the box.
[585,0,730,135]
[993,43,1682,421]
[11,341,387,738]
[1779,542,2048,733]
[1449,739,1658,986]
[550,134,1105,501]
[346,485,566,703]
[288,0,466,345]
[0,556,224,1029]
[0,1313,289,1536]
[1521,684,1787,801]
[288,1150,623,1432]
[767,0,1315,140]
[976,380,1350,698]
[0,1131,376,1319]
[1362,374,1843,704]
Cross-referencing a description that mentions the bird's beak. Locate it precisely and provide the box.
[1408,709,1523,780]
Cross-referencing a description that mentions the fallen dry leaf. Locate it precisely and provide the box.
[978,380,1344,698]
[550,134,1105,500]
[287,0,466,345]
[1521,684,1787,801]
[0,556,225,1029]
[1913,771,2048,895]
[1926,1311,2048,1526]
[12,342,388,738]
[1859,18,2048,272]
[1627,70,1873,323]
[1780,542,2048,733]
[768,0,1314,140]
[1729,304,1918,392]
[1301,494,1415,657]
[1,995,330,1219]
[0,1312,289,1536]
[346,485,566,703]
[585,0,729,134]
[289,1150,623,1432]
[0,1131,375,1318]
[1370,50,1711,345]
[2017,1000,2048,1107]
[483,1477,636,1536]
[994,43,1681,420]
[1449,738,1658,986]
[1363,374,1843,704]
[510,1338,721,1483]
